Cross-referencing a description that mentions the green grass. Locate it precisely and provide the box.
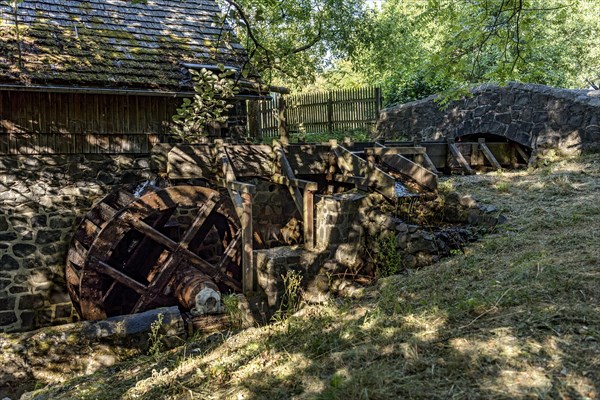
[22,153,600,399]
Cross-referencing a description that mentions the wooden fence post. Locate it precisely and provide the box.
[327,92,333,134]
[278,95,289,144]
[375,87,382,118]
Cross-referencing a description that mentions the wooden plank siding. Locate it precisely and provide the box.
[0,91,181,154]
[256,87,382,139]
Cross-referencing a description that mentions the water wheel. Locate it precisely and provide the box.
[66,185,242,320]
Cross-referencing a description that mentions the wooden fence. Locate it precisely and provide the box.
[255,87,382,139]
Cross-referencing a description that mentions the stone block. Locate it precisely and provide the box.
[0,311,17,325]
[12,243,37,257]
[334,243,362,268]
[19,310,36,330]
[0,296,15,309]
[17,294,45,310]
[0,232,17,241]
[1,255,20,270]
[0,215,8,231]
[35,230,62,244]
[54,304,74,319]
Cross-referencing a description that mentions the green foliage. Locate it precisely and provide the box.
[172,67,239,143]
[222,294,243,328]
[329,0,600,103]
[273,269,303,322]
[147,313,164,361]
[218,0,367,87]
[376,234,402,278]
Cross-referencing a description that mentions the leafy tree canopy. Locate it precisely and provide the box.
[217,0,368,89]
[332,0,600,104]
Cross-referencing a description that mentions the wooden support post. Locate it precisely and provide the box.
[478,138,502,170]
[241,191,254,293]
[448,139,475,175]
[471,143,483,167]
[214,142,256,294]
[278,96,289,145]
[414,153,425,166]
[422,153,440,175]
[303,186,315,250]
[273,142,317,250]
[513,143,530,164]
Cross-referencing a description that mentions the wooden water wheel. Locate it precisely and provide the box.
[66,185,242,320]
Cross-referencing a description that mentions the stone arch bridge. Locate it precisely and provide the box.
[376,82,600,155]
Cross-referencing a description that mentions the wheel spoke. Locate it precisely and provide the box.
[180,194,221,248]
[89,257,148,295]
[216,231,242,274]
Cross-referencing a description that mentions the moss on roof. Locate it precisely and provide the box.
[0,0,248,91]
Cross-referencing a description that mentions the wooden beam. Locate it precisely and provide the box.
[364,146,427,156]
[278,96,289,144]
[478,139,502,170]
[331,143,398,199]
[447,141,475,175]
[379,153,438,192]
[90,258,148,296]
[241,191,254,293]
[303,185,315,250]
[227,180,256,194]
[422,153,440,175]
[215,231,242,273]
[513,142,530,164]
[274,145,304,214]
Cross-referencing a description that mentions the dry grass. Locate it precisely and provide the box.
[27,153,600,400]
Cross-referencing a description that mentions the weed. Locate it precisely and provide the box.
[494,181,510,193]
[281,269,303,316]
[148,313,165,361]
[222,294,243,328]
[438,179,455,193]
[376,234,402,278]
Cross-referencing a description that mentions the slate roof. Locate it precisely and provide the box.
[0,0,250,91]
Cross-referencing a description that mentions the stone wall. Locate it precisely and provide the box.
[377,82,600,154]
[0,154,155,332]
[253,190,501,316]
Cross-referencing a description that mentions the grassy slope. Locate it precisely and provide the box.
[31,154,600,400]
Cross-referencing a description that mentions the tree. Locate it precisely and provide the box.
[334,0,600,104]
[217,0,368,88]
[172,67,239,143]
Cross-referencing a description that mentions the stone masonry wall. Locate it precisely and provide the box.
[377,82,600,154]
[0,154,155,333]
[251,190,501,318]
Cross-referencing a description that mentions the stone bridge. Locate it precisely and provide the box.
[376,82,600,154]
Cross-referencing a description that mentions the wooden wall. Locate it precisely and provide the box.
[0,91,181,154]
